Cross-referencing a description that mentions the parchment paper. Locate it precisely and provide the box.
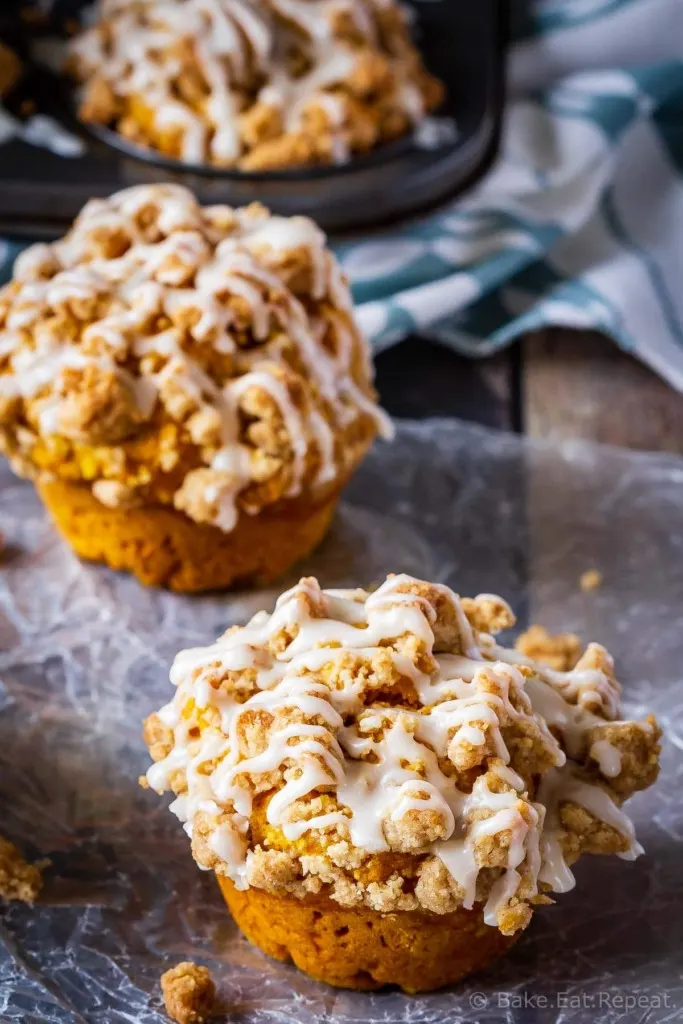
[0,419,681,1024]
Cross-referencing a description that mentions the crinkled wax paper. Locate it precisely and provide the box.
[0,419,681,1024]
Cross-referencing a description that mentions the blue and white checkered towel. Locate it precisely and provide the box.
[338,0,683,389]
[3,0,683,390]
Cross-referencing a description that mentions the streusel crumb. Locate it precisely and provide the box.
[145,574,660,937]
[515,624,582,672]
[160,962,216,1024]
[0,835,44,903]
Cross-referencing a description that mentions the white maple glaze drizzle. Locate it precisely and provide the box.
[536,765,643,894]
[589,738,622,778]
[486,638,621,720]
[0,184,390,532]
[146,574,649,923]
[69,0,430,166]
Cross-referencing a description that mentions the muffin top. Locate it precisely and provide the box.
[144,574,660,936]
[68,0,444,170]
[0,184,388,531]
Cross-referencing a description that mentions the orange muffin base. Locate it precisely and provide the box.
[218,877,520,993]
[37,479,340,593]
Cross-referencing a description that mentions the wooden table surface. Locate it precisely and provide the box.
[376,328,683,453]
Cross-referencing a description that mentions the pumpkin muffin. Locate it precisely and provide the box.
[0,184,389,591]
[144,574,660,991]
[66,0,444,171]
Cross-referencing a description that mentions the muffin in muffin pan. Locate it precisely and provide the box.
[66,0,445,172]
[144,573,661,991]
[0,183,390,590]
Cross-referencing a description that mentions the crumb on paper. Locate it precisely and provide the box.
[0,835,45,903]
[160,962,217,1024]
[580,569,603,592]
[515,624,582,672]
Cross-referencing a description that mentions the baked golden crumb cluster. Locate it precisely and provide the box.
[0,835,45,903]
[580,568,603,592]
[515,625,581,673]
[67,0,444,170]
[160,962,217,1024]
[144,574,660,936]
[0,184,388,532]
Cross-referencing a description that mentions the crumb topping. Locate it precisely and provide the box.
[67,0,444,170]
[160,962,216,1024]
[515,625,581,673]
[0,835,45,903]
[0,184,389,531]
[144,574,660,936]
[580,569,603,592]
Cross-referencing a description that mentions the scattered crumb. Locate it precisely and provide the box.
[0,835,45,903]
[138,774,150,789]
[515,624,582,672]
[160,962,217,1024]
[580,569,603,593]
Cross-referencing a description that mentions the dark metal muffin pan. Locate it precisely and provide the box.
[0,0,506,238]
